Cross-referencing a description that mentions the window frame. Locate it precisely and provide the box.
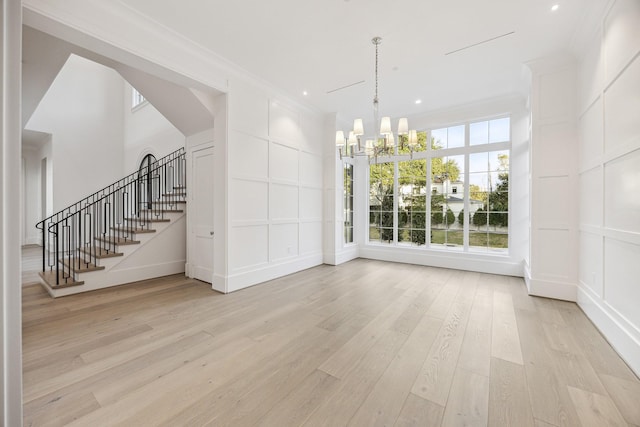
[343,162,355,244]
[366,115,511,255]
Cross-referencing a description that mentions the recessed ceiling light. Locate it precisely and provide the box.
[551,4,559,11]
[303,91,308,96]
[415,99,422,105]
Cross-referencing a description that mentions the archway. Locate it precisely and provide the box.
[138,153,158,211]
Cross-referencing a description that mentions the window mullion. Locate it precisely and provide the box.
[426,142,432,249]
[393,161,399,245]
[463,150,470,251]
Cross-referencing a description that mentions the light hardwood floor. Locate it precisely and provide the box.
[22,250,640,426]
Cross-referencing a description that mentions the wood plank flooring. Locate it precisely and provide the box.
[22,251,640,426]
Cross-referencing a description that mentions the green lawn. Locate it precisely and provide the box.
[431,230,508,248]
[370,227,508,248]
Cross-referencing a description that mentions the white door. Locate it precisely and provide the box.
[191,146,214,283]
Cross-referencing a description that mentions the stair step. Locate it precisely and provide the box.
[139,209,184,214]
[125,217,171,223]
[95,236,141,246]
[173,186,187,189]
[60,259,105,273]
[78,246,124,259]
[110,226,157,234]
[163,192,186,197]
[152,200,186,204]
[39,270,84,288]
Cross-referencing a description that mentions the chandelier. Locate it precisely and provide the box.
[336,36,418,160]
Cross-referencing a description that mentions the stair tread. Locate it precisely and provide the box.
[39,270,84,288]
[163,192,186,197]
[59,259,105,273]
[140,209,184,213]
[78,246,124,259]
[110,226,157,234]
[95,236,141,245]
[125,217,171,223]
[152,200,186,204]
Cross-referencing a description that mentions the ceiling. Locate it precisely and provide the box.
[22,27,219,137]
[117,0,602,125]
[22,129,50,150]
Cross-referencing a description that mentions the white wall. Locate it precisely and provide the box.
[25,54,125,211]
[225,79,324,292]
[22,147,40,244]
[526,56,580,301]
[21,132,53,245]
[576,0,640,376]
[122,84,185,173]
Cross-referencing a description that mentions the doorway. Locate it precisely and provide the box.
[41,157,47,220]
[189,146,214,283]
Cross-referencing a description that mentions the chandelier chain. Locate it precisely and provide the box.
[375,39,378,103]
[334,36,414,160]
[372,36,381,107]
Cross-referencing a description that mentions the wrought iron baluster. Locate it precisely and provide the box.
[36,147,185,285]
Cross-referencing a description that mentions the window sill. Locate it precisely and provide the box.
[131,100,149,113]
[364,241,510,258]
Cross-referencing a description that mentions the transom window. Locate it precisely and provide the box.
[368,117,510,253]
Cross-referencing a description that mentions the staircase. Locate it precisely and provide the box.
[36,148,187,297]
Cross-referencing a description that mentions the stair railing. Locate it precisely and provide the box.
[36,147,186,285]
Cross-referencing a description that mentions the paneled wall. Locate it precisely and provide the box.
[526,57,579,301]
[577,0,640,375]
[226,79,324,292]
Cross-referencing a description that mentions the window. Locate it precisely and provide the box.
[469,150,509,250]
[369,162,394,244]
[344,164,354,244]
[398,160,427,246]
[398,130,428,154]
[432,125,465,149]
[132,88,146,109]
[430,153,465,248]
[367,117,510,253]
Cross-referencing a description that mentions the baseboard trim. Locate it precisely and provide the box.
[523,261,532,292]
[212,274,227,294]
[359,245,523,277]
[328,246,359,266]
[225,253,324,293]
[577,283,640,377]
[43,260,186,297]
[526,276,577,302]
